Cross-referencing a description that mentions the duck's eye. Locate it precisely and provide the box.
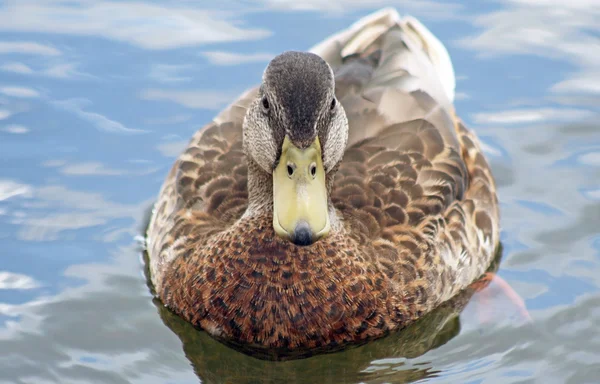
[309,163,317,178]
[262,97,270,110]
[287,164,294,177]
[330,98,336,110]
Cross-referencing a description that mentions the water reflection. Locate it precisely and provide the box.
[458,0,600,100]
[0,1,270,50]
[0,271,39,289]
[52,98,147,134]
[0,244,198,384]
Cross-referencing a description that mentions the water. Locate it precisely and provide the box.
[1,1,599,383]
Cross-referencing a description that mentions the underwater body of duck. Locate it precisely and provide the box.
[146,8,499,359]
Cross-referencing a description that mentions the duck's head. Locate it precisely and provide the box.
[243,51,348,246]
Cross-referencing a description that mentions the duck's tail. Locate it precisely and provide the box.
[310,7,456,105]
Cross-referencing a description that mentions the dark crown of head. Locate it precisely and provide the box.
[264,51,334,148]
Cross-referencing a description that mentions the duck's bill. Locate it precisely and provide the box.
[273,136,330,246]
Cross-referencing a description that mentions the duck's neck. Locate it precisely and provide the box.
[245,158,274,217]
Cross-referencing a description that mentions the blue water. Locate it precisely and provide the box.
[1,1,599,383]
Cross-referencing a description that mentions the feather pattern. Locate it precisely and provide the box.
[146,8,499,358]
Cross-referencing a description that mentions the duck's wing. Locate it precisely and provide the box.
[146,88,256,290]
[324,9,500,305]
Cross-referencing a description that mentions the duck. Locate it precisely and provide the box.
[146,8,499,358]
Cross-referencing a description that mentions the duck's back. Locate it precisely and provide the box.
[318,9,499,304]
[146,8,499,352]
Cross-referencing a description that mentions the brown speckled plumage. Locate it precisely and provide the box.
[146,9,499,358]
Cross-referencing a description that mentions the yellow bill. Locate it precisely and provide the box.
[273,136,330,245]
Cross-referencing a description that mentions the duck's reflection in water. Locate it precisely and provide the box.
[150,248,502,384]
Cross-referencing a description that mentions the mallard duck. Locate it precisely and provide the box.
[146,8,499,357]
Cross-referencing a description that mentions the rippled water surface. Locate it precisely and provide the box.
[1,1,600,383]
